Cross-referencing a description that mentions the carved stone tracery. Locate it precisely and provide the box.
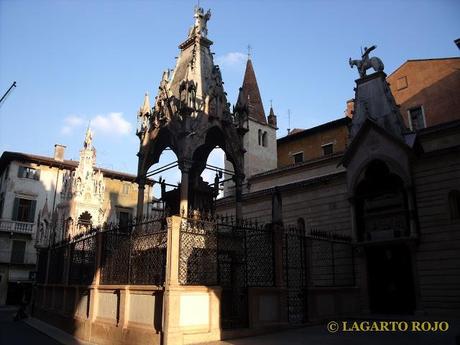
[136,8,247,217]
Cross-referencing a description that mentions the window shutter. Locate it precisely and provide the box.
[12,198,19,221]
[29,200,37,223]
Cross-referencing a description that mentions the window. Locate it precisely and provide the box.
[262,131,268,147]
[449,190,460,220]
[396,76,408,90]
[12,198,36,222]
[18,166,40,180]
[258,129,262,146]
[322,143,334,156]
[408,106,426,131]
[293,152,304,164]
[118,211,131,227]
[11,240,26,264]
[122,183,130,195]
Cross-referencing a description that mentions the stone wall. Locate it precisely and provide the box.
[413,149,460,315]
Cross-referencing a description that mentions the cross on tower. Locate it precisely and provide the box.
[247,44,252,60]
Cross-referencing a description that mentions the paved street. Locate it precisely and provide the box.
[201,319,460,345]
[2,306,459,345]
[0,306,62,345]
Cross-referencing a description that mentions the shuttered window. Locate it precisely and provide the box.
[18,166,40,180]
[12,198,36,222]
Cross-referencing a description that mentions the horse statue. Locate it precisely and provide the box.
[349,45,384,78]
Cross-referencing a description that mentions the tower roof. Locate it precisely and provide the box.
[238,59,266,123]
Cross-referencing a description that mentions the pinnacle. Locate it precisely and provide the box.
[239,59,266,123]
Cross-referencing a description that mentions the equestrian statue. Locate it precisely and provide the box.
[349,45,384,78]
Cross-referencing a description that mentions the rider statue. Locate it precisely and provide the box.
[349,45,384,78]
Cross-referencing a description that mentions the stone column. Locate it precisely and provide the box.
[348,196,358,241]
[272,223,285,288]
[179,160,193,217]
[163,216,183,345]
[136,177,146,220]
[89,231,103,322]
[234,174,244,220]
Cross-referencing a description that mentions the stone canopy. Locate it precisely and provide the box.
[136,7,248,216]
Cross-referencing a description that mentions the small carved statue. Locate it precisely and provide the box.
[190,7,211,37]
[349,45,384,78]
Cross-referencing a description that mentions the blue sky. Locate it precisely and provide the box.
[1,0,459,185]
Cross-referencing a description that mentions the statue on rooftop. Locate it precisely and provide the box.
[189,7,211,37]
[349,45,384,78]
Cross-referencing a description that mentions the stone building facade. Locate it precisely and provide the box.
[30,8,460,345]
[218,56,460,317]
[0,130,153,305]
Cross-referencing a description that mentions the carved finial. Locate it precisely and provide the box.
[193,7,211,37]
[84,123,92,149]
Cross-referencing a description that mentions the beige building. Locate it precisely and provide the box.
[0,129,153,305]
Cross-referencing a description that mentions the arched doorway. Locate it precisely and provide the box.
[355,160,415,313]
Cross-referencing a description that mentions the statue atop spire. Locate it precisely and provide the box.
[349,45,384,78]
[84,125,93,149]
[189,7,211,38]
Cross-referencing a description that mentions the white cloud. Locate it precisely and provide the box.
[65,115,84,127]
[60,115,85,135]
[91,112,132,136]
[60,112,132,137]
[215,52,246,67]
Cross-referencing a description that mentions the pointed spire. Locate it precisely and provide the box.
[40,197,50,218]
[268,103,277,128]
[237,58,266,123]
[140,92,151,116]
[84,124,93,149]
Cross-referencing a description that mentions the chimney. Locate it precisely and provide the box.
[54,144,66,162]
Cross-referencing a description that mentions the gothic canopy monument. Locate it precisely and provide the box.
[136,7,247,218]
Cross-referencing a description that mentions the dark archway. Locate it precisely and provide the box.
[355,160,409,242]
[355,160,415,314]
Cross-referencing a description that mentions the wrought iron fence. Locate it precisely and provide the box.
[179,218,218,285]
[36,249,49,284]
[283,226,308,324]
[69,235,96,285]
[47,246,66,284]
[39,215,168,287]
[283,226,355,323]
[308,229,355,287]
[178,215,274,329]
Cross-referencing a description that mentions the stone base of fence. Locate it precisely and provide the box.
[248,287,288,328]
[33,284,163,345]
[305,286,360,321]
[162,285,222,345]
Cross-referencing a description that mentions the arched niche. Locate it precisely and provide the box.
[354,159,410,242]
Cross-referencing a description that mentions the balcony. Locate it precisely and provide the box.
[0,219,34,234]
